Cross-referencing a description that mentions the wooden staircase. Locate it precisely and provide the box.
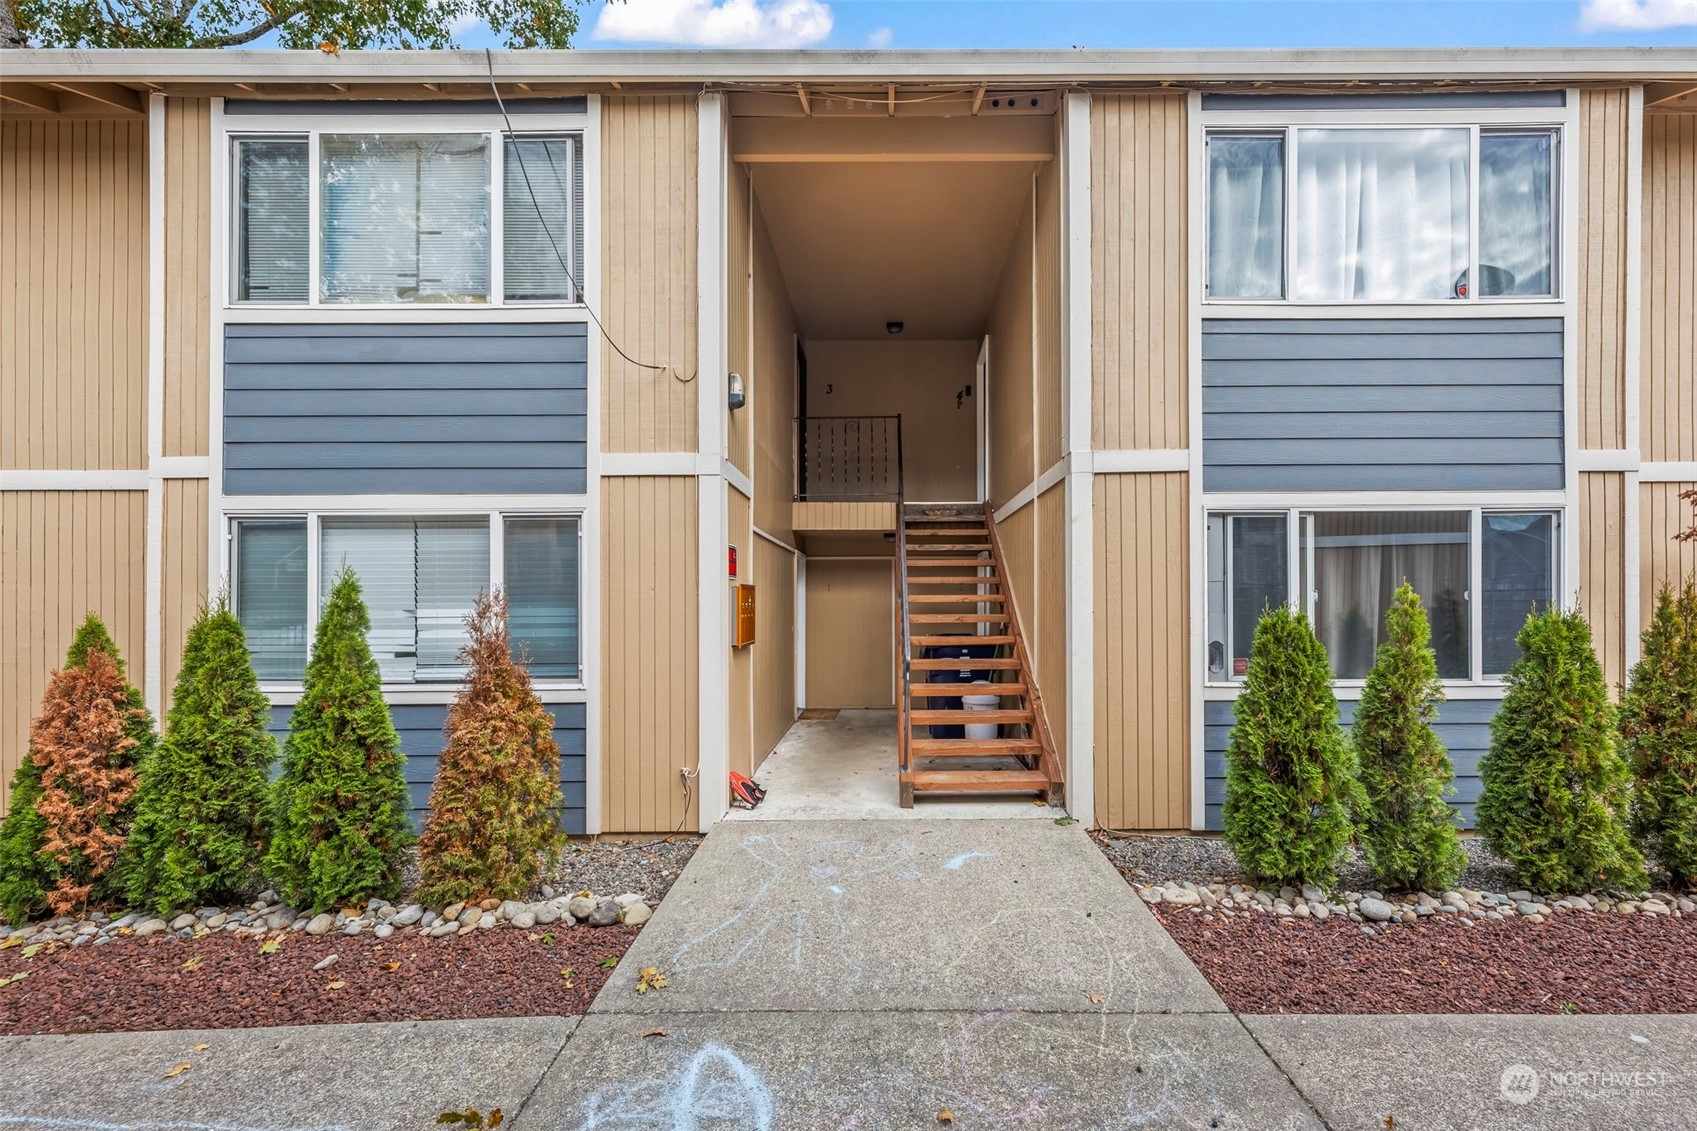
[896,501,1065,807]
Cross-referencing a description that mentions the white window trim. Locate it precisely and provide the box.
[1201,110,1565,309]
[226,503,589,699]
[223,110,590,312]
[1201,498,1565,692]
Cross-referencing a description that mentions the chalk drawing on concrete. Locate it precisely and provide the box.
[575,1043,774,1131]
[0,1118,353,1131]
[943,851,998,871]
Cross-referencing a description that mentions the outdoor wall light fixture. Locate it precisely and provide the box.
[727,371,746,410]
[886,321,904,335]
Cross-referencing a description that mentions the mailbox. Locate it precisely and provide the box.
[733,583,757,648]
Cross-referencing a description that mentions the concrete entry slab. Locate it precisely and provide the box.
[0,1016,579,1131]
[735,709,1055,821]
[1244,1013,1697,1131]
[592,818,1225,1015]
[520,1010,1323,1130]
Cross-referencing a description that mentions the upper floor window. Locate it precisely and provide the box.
[1206,127,1557,303]
[233,131,583,306]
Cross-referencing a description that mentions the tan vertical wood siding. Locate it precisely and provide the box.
[727,486,753,777]
[602,96,700,454]
[1578,471,1628,692]
[995,504,1036,659]
[1,491,148,815]
[1,120,147,471]
[1643,113,1696,463]
[1094,472,1190,830]
[160,479,210,721]
[1091,94,1188,451]
[987,180,1036,508]
[1640,482,1697,626]
[1034,153,1065,472]
[751,194,798,544]
[1578,90,1631,452]
[803,559,893,708]
[163,99,212,459]
[1033,482,1068,763]
[600,476,699,833]
[752,538,797,766]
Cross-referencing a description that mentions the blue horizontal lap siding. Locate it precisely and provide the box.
[224,323,588,495]
[1200,319,1564,493]
[265,701,587,835]
[1203,697,1498,832]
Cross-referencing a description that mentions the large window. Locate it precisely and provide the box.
[231,512,582,685]
[1206,508,1558,684]
[1206,126,1558,302]
[232,131,583,306]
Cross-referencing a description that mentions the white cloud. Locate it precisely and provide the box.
[867,25,893,48]
[447,12,486,37]
[1579,0,1697,30]
[593,0,833,48]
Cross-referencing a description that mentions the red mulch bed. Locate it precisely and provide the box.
[1155,905,1697,1015]
[0,925,639,1036]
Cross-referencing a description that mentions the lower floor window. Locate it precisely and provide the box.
[232,511,582,685]
[1206,506,1558,684]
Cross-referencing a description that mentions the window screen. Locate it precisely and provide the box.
[320,134,491,304]
[1479,133,1555,297]
[1481,512,1557,674]
[504,516,581,678]
[234,519,309,680]
[234,139,309,302]
[503,136,580,302]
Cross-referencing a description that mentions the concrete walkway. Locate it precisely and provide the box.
[3,818,1692,1129]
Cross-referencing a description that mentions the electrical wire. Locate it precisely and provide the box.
[484,49,686,381]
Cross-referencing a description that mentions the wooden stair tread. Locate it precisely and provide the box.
[909,634,1015,645]
[911,737,1042,753]
[909,593,1007,604]
[904,557,993,567]
[906,542,994,551]
[909,613,1010,623]
[906,576,1002,586]
[905,525,990,534]
[903,769,1051,792]
[910,709,1032,725]
[907,682,1027,696]
[910,656,1021,669]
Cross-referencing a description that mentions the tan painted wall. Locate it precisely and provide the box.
[1034,151,1065,472]
[1641,482,1697,625]
[601,476,699,833]
[1,119,148,471]
[752,537,797,765]
[163,99,212,459]
[727,163,753,477]
[1578,471,1628,692]
[1643,113,1696,463]
[804,558,893,708]
[602,96,700,454]
[161,479,211,720]
[1094,472,1190,830]
[751,193,799,544]
[727,486,754,778]
[792,501,896,531]
[805,340,979,502]
[1033,482,1068,764]
[1578,89,1631,452]
[995,504,1036,663]
[986,179,1036,508]
[1,491,149,814]
[1091,94,1188,451]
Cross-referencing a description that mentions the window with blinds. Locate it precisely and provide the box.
[235,139,310,302]
[505,516,581,677]
[503,136,581,302]
[233,519,309,680]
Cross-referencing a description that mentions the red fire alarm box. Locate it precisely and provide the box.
[728,544,739,579]
[733,583,757,648]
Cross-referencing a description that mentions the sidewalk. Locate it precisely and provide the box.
[1,819,1691,1129]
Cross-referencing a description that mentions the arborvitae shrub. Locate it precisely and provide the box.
[416,591,564,905]
[1621,581,1697,889]
[264,567,412,913]
[125,600,278,914]
[1350,583,1467,892]
[1223,604,1362,887]
[1477,608,1646,892]
[0,616,153,923]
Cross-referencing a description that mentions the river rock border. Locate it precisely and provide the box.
[0,885,652,950]
[1138,881,1697,933]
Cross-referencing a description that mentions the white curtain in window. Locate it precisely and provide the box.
[320,134,490,304]
[1207,135,1285,299]
[1294,128,1470,302]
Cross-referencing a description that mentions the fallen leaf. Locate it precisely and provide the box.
[1399,968,1414,976]
[1383,1117,1397,1130]
[0,935,22,950]
[640,1027,669,1038]
[181,956,204,971]
[539,933,556,945]
[636,967,669,995]
[1053,816,1076,826]
[163,1063,191,1079]
[325,980,346,990]
[383,960,402,972]
[0,972,27,988]
[20,944,42,959]
[489,1112,504,1129]
[192,1043,210,1052]
[938,1111,956,1124]
[259,938,282,956]
[1084,991,1105,1005]
[560,968,575,987]
[598,956,619,969]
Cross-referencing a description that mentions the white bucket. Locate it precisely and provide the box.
[962,681,1000,740]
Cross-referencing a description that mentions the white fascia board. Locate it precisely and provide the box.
[4,47,1694,85]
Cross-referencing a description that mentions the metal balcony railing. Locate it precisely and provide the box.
[794,414,903,501]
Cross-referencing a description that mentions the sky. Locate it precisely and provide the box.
[551,0,1697,51]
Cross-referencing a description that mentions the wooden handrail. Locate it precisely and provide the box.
[978,500,1065,805]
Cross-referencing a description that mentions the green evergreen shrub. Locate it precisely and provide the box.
[264,567,412,912]
[1620,581,1697,890]
[1223,604,1362,887]
[0,616,153,924]
[1476,608,1646,892]
[1350,583,1467,892]
[415,591,564,905]
[124,599,278,914]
